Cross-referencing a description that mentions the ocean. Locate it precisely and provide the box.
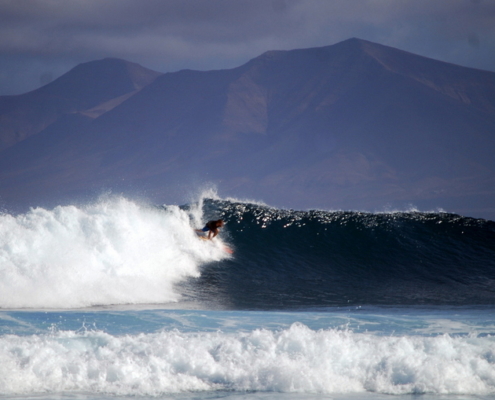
[1,194,495,400]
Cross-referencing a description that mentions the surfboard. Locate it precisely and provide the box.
[222,245,234,254]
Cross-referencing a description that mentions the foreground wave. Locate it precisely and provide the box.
[1,323,495,396]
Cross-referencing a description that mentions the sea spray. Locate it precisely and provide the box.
[0,196,228,308]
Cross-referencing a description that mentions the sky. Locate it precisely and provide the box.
[1,0,494,95]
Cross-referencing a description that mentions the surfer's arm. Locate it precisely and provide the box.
[208,229,219,240]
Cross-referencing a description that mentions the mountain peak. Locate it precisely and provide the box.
[0,58,162,150]
[36,58,162,98]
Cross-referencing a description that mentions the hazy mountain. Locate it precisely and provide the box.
[1,38,495,219]
[0,58,161,150]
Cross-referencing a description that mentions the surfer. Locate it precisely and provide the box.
[196,219,224,240]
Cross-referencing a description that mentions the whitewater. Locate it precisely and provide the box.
[0,196,228,308]
[1,195,495,400]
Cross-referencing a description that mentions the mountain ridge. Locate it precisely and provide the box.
[1,38,494,218]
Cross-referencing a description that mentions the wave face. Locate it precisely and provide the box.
[0,197,228,308]
[187,199,495,309]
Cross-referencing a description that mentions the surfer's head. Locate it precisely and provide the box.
[216,219,224,227]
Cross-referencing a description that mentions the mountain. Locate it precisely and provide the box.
[0,58,161,150]
[1,38,495,219]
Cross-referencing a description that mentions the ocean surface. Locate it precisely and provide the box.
[1,194,495,400]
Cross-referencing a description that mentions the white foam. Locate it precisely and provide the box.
[0,196,228,308]
[0,324,494,396]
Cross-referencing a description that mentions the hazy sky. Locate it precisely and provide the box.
[1,0,494,95]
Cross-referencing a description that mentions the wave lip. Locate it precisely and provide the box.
[1,324,494,396]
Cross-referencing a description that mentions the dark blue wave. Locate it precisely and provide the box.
[184,199,495,309]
